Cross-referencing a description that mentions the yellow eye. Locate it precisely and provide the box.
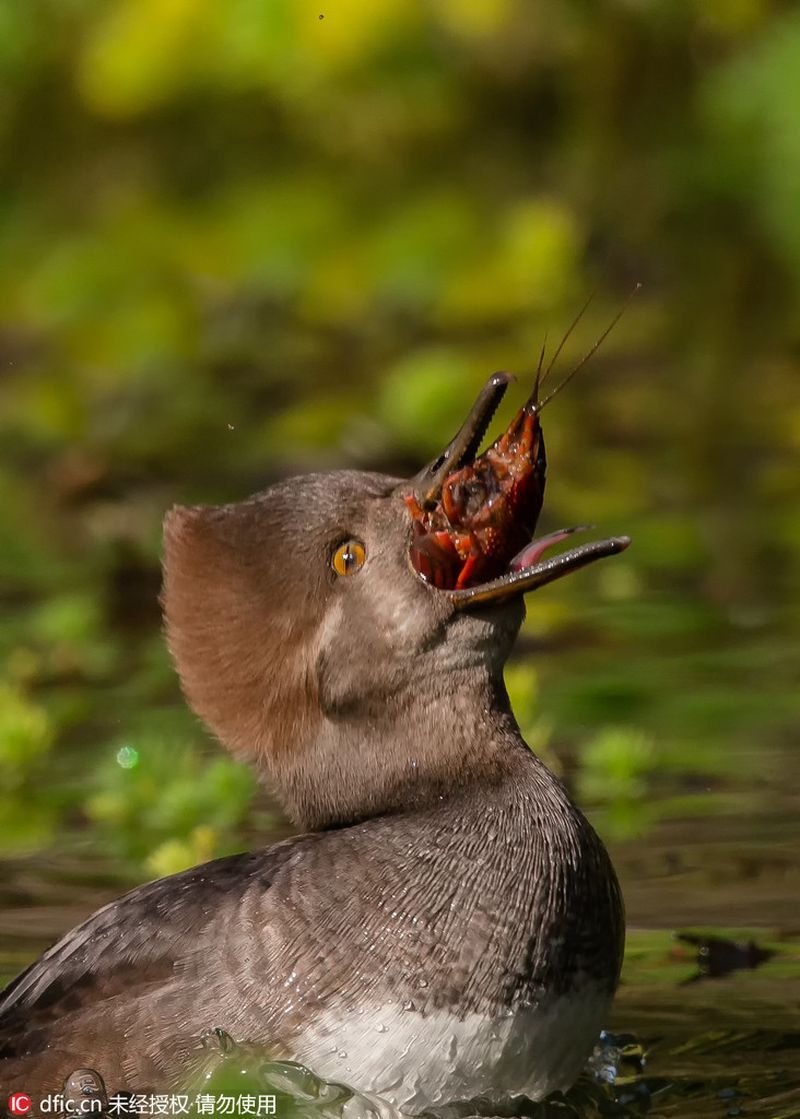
[332,539,366,577]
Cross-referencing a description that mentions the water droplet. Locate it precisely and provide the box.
[402,1000,416,1012]
[375,1024,387,1033]
[199,1027,236,1053]
[116,745,138,769]
[338,1049,348,1059]
[418,977,428,988]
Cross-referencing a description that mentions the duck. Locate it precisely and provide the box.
[0,367,628,1110]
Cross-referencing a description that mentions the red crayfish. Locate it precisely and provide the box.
[404,295,636,594]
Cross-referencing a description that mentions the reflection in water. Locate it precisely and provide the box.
[675,931,776,985]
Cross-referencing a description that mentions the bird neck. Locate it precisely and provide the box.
[264,661,544,831]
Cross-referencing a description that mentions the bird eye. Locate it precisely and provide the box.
[332,539,366,576]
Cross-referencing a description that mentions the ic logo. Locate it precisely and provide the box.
[7,1095,32,1116]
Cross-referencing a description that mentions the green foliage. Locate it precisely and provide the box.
[504,661,559,773]
[576,727,660,840]
[0,682,57,851]
[0,683,53,776]
[704,8,800,282]
[86,736,256,873]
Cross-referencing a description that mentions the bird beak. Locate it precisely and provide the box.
[402,373,630,609]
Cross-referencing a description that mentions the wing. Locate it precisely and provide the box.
[0,844,298,1062]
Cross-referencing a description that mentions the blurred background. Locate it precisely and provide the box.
[0,0,798,1049]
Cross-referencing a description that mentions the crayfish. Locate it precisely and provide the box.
[404,294,636,597]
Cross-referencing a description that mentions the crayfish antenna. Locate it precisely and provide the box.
[533,282,642,414]
[524,294,594,413]
[531,333,548,409]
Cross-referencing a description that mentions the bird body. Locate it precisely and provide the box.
[1,374,627,1108]
[1,752,621,1107]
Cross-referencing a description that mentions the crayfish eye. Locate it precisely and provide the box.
[332,539,366,576]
